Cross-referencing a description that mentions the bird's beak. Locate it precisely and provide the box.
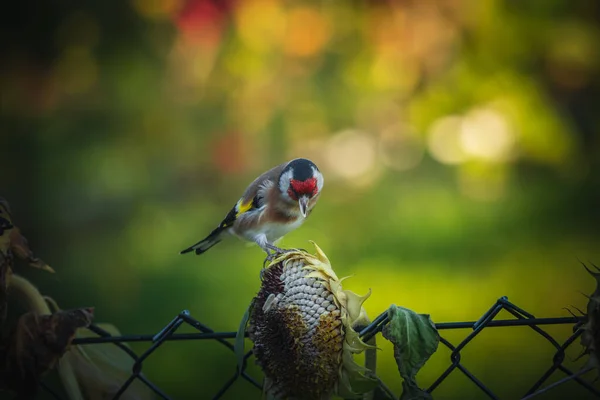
[299,196,309,218]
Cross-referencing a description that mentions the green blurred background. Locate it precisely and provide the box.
[1,0,600,399]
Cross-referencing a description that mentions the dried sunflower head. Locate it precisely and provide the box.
[247,242,377,400]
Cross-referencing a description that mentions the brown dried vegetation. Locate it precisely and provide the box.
[0,308,93,399]
[0,196,54,321]
[0,197,96,399]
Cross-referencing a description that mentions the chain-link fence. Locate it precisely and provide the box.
[39,296,597,400]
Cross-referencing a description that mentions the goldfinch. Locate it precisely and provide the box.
[180,158,324,256]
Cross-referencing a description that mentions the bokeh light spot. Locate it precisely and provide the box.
[325,129,378,182]
[371,55,420,92]
[175,0,223,46]
[427,116,466,165]
[234,0,286,53]
[460,108,515,162]
[284,7,330,58]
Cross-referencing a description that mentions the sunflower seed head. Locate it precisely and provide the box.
[248,243,374,400]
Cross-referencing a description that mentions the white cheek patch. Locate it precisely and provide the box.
[279,169,294,195]
[313,167,324,193]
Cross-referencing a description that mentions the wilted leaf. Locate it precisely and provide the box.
[0,307,94,399]
[381,305,439,400]
[0,196,54,273]
[9,226,55,273]
[0,197,54,321]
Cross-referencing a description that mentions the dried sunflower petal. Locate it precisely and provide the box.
[248,242,378,399]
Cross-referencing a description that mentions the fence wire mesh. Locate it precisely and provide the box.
[39,296,598,400]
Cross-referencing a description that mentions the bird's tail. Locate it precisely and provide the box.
[180,227,224,255]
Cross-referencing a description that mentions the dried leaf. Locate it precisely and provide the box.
[9,226,55,273]
[0,196,54,273]
[381,305,439,400]
[0,307,94,399]
[0,197,54,320]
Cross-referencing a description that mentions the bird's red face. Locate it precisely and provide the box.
[287,177,318,201]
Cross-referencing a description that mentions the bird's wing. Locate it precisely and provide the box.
[217,162,287,230]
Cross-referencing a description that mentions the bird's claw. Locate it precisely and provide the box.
[264,244,286,254]
[276,248,297,255]
[262,247,291,269]
[262,253,276,269]
[259,267,266,281]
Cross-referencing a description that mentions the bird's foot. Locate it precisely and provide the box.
[264,243,287,255]
[261,246,292,269]
[262,253,276,269]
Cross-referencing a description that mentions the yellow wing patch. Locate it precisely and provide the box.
[236,198,254,217]
[219,196,258,229]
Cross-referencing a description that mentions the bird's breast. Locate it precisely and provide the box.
[232,207,306,243]
[263,216,305,242]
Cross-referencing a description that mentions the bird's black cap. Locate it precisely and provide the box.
[284,158,318,181]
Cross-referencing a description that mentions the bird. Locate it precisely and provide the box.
[180,158,324,258]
